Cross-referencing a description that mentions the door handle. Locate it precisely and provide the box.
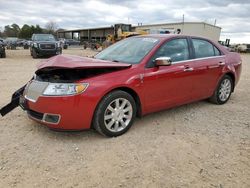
[184,67,194,72]
[218,62,225,66]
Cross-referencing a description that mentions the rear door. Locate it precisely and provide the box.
[189,38,225,99]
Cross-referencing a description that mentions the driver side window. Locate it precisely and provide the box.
[148,38,190,67]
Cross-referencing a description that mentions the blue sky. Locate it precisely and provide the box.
[0,0,249,43]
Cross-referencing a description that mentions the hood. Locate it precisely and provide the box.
[35,55,132,83]
[36,54,131,72]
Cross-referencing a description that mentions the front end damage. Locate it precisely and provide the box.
[0,54,131,130]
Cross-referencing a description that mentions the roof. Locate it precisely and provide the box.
[58,22,221,33]
[136,22,221,29]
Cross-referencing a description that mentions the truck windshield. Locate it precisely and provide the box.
[95,37,159,64]
[33,34,56,41]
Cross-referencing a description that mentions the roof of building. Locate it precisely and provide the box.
[58,22,221,33]
[136,22,221,29]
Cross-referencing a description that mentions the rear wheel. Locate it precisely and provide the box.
[209,75,233,104]
[93,90,136,137]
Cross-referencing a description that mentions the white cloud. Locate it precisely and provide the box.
[0,0,249,43]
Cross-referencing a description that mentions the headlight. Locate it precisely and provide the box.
[56,42,61,47]
[33,42,38,48]
[43,83,89,96]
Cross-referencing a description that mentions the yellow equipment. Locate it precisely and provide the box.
[102,24,148,49]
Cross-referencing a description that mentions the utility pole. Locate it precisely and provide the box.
[182,14,185,34]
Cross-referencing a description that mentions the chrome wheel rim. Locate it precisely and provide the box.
[104,98,133,132]
[219,79,231,102]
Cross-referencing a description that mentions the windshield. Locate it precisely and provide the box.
[33,34,56,41]
[95,37,159,64]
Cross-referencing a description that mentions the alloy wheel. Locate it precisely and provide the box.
[219,78,232,102]
[104,98,133,133]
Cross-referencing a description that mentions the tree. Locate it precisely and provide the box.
[4,25,15,37]
[34,25,43,33]
[0,26,4,38]
[1,22,63,38]
[3,24,20,37]
[45,21,58,34]
[11,23,20,36]
[19,24,31,39]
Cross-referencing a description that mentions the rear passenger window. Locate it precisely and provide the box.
[214,46,221,56]
[192,39,221,58]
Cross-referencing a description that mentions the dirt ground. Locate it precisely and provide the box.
[0,47,249,188]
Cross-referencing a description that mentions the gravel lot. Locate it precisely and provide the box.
[0,48,249,188]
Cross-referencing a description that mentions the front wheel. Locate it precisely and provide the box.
[93,90,136,137]
[1,52,6,58]
[209,75,233,104]
[32,49,38,59]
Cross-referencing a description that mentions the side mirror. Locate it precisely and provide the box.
[155,57,172,66]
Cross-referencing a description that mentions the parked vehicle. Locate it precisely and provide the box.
[83,40,101,50]
[5,37,18,50]
[65,39,81,46]
[0,35,242,137]
[0,39,6,58]
[0,38,7,46]
[236,44,250,53]
[23,41,29,49]
[30,34,62,58]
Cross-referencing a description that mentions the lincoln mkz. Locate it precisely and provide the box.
[0,35,242,137]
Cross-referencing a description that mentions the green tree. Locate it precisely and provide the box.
[34,25,43,33]
[19,24,32,39]
[11,23,20,36]
[4,25,15,37]
[4,23,21,37]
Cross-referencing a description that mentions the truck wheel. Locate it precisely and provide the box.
[93,90,136,137]
[2,52,6,58]
[32,49,37,59]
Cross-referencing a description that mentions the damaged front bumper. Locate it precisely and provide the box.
[0,84,62,126]
[0,80,96,130]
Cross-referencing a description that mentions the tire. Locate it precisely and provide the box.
[32,49,37,59]
[2,52,6,58]
[93,90,137,137]
[209,75,233,104]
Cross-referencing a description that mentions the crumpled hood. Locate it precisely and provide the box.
[36,54,131,71]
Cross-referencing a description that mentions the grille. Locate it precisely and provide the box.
[25,81,49,102]
[27,110,44,120]
[39,43,56,49]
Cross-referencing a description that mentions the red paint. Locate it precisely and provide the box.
[26,35,242,130]
[36,55,131,70]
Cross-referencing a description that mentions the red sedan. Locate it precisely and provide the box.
[0,35,242,137]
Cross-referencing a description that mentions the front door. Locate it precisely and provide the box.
[143,38,196,114]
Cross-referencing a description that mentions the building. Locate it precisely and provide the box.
[135,22,221,41]
[57,22,221,42]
